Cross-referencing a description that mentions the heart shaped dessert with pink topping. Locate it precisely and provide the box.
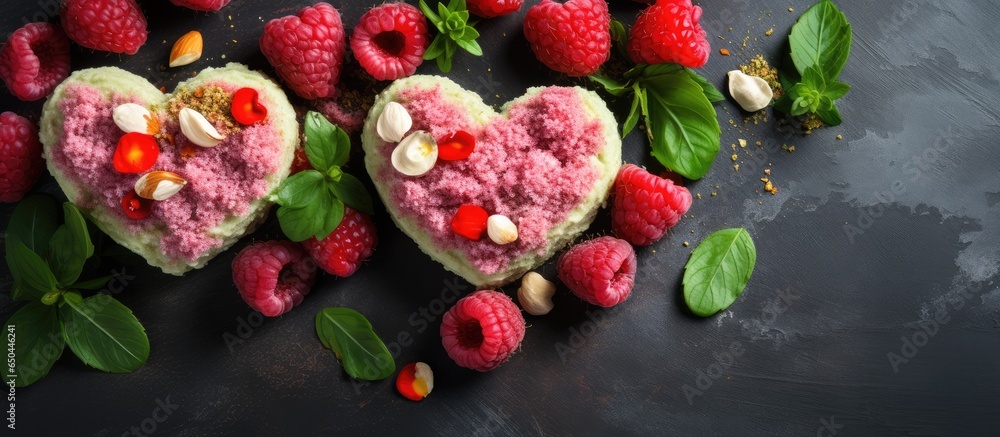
[39,63,299,274]
[362,76,622,287]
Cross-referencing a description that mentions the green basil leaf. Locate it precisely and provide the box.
[304,111,342,172]
[641,68,721,180]
[72,274,116,291]
[316,197,345,241]
[5,193,58,256]
[685,69,726,103]
[683,228,757,317]
[419,0,440,24]
[315,308,395,381]
[588,74,630,97]
[48,203,94,287]
[4,302,65,387]
[789,0,852,81]
[455,38,482,56]
[773,93,793,114]
[424,35,447,60]
[274,170,325,208]
[461,25,480,42]
[277,202,325,243]
[331,172,375,215]
[9,242,58,301]
[622,85,642,138]
[610,19,629,59]
[816,103,843,126]
[824,80,851,100]
[60,293,149,373]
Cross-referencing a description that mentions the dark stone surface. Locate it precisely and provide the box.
[2,0,999,435]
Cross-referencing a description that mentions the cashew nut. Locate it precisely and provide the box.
[727,70,773,112]
[517,272,556,316]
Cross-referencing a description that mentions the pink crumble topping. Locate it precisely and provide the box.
[51,83,284,263]
[381,85,604,275]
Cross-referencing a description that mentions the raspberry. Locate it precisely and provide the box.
[467,0,523,18]
[260,2,346,100]
[557,236,637,308]
[301,207,378,278]
[627,0,711,68]
[0,112,44,203]
[0,23,71,101]
[523,0,610,77]
[232,241,317,317]
[611,164,692,246]
[350,3,428,81]
[169,0,231,12]
[61,0,148,54]
[440,290,525,372]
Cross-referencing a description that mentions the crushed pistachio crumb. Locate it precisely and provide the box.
[739,54,783,100]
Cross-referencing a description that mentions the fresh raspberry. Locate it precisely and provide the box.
[232,241,317,317]
[169,0,231,12]
[627,0,710,68]
[557,236,637,308]
[350,3,428,81]
[523,0,610,77]
[611,164,692,246]
[0,23,71,102]
[260,2,346,100]
[467,0,523,18]
[440,290,525,372]
[302,207,378,278]
[61,0,148,54]
[0,112,44,203]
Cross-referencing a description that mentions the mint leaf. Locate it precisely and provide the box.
[9,242,58,301]
[610,19,629,59]
[3,302,64,387]
[789,0,852,82]
[682,228,757,317]
[277,202,325,243]
[5,194,58,256]
[48,203,94,287]
[685,69,725,103]
[275,170,325,209]
[816,104,843,126]
[622,85,642,137]
[317,198,346,241]
[72,274,116,291]
[420,0,482,73]
[588,74,630,97]
[316,308,395,381]
[60,293,150,373]
[824,80,851,100]
[641,67,721,180]
[304,112,347,172]
[331,173,375,215]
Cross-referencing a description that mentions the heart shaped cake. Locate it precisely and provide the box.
[362,76,621,288]
[39,63,298,275]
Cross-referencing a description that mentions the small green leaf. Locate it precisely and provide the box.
[331,173,375,215]
[685,69,726,103]
[789,0,852,81]
[275,170,326,209]
[60,293,150,373]
[622,86,642,138]
[317,198,346,241]
[419,0,440,23]
[424,35,447,60]
[419,0,480,74]
[9,242,58,301]
[588,74,630,97]
[640,67,721,180]
[4,193,59,256]
[3,302,65,387]
[824,80,851,100]
[277,202,325,243]
[683,228,757,317]
[316,308,395,381]
[455,38,482,56]
[816,103,843,126]
[304,112,342,172]
[610,19,629,59]
[72,274,116,291]
[48,203,94,287]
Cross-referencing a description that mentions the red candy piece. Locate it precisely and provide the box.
[113,132,159,173]
[121,191,153,220]
[231,88,267,125]
[437,130,475,161]
[396,362,433,401]
[451,204,488,241]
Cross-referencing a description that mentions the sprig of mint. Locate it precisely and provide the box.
[3,194,149,387]
[682,228,757,317]
[419,0,482,73]
[774,0,852,126]
[315,308,395,381]
[273,111,374,242]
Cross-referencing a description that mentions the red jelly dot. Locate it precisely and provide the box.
[113,133,160,173]
[437,130,475,161]
[231,88,267,125]
[451,204,489,241]
[121,191,153,220]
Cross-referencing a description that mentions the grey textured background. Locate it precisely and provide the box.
[2,0,999,435]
